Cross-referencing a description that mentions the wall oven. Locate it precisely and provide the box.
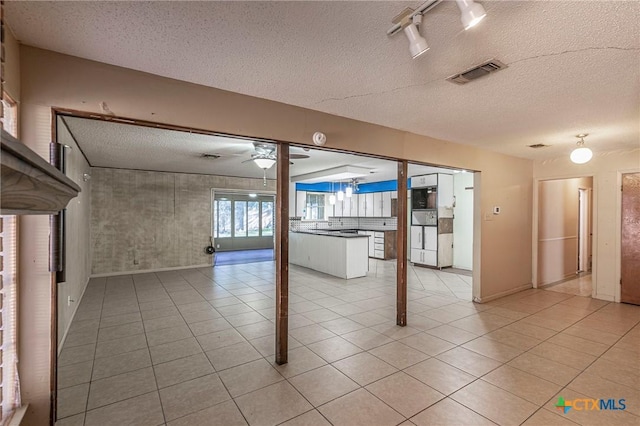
[411,187,437,210]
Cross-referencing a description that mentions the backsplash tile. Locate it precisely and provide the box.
[290,217,397,231]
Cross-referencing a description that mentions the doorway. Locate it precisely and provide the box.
[621,172,640,305]
[537,177,593,297]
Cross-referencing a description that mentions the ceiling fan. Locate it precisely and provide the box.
[242,142,310,186]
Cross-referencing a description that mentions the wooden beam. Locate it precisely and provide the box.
[275,144,290,364]
[396,161,408,326]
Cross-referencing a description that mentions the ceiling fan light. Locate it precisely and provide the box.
[570,147,593,164]
[456,0,487,30]
[403,23,429,59]
[253,158,276,169]
[345,186,353,198]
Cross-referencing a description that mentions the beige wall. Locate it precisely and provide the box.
[534,148,640,301]
[91,167,275,275]
[18,45,534,423]
[57,121,92,348]
[538,177,592,285]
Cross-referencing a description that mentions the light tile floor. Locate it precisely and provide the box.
[56,260,639,426]
[543,274,592,297]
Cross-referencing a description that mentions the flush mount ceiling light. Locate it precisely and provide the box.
[570,134,593,164]
[387,0,487,58]
[455,0,487,30]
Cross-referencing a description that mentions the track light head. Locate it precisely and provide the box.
[456,0,487,30]
[403,22,429,59]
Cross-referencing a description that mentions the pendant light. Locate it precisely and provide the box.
[337,181,345,201]
[346,185,353,198]
[570,134,593,164]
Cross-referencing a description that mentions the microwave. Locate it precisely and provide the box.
[411,187,437,210]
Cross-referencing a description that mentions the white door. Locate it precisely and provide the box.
[424,226,437,251]
[453,172,473,270]
[365,193,374,217]
[410,226,423,249]
[382,191,392,217]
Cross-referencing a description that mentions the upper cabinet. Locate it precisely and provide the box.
[293,185,397,218]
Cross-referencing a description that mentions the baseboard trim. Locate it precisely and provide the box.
[90,263,213,278]
[594,293,615,302]
[474,283,533,304]
[57,276,91,356]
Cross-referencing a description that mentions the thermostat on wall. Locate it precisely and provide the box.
[493,206,501,215]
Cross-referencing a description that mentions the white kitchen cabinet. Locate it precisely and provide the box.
[410,226,423,249]
[391,191,398,199]
[343,196,354,216]
[411,174,437,188]
[333,198,343,217]
[296,191,307,217]
[373,192,382,217]
[367,231,375,256]
[382,191,392,217]
[365,193,374,217]
[424,226,437,251]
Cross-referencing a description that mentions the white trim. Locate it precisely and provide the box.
[7,404,28,426]
[472,172,481,302]
[594,293,615,302]
[90,263,213,278]
[474,283,533,304]
[57,277,91,356]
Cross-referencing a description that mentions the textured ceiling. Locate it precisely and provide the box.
[8,1,640,160]
[62,116,450,181]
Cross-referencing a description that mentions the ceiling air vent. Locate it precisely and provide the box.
[446,59,508,85]
[528,144,549,149]
[201,153,221,159]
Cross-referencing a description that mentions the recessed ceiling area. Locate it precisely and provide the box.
[7,1,639,161]
[60,116,454,181]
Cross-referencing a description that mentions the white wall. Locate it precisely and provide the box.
[534,148,640,301]
[56,120,92,348]
[453,172,474,270]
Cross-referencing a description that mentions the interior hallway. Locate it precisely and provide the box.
[57,262,639,426]
[543,274,592,298]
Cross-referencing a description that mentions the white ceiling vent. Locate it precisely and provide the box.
[446,59,507,85]
[527,143,549,149]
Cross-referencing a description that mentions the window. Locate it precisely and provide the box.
[261,201,273,236]
[234,201,247,237]
[1,93,20,423]
[216,200,232,238]
[247,202,260,237]
[0,216,20,423]
[1,93,18,138]
[305,193,326,220]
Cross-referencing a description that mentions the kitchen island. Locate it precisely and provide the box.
[289,231,369,279]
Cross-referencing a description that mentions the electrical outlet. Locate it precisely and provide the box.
[216,244,220,248]
[67,296,73,306]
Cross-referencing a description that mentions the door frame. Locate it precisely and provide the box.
[532,174,597,297]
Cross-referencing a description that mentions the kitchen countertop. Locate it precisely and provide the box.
[291,230,369,238]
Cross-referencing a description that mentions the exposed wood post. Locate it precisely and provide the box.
[275,143,290,364]
[396,161,408,326]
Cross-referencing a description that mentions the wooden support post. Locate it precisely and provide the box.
[396,161,408,326]
[275,143,290,364]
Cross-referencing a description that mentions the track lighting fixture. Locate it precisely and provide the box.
[387,0,487,58]
[404,15,429,59]
[455,0,487,30]
[570,134,593,164]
